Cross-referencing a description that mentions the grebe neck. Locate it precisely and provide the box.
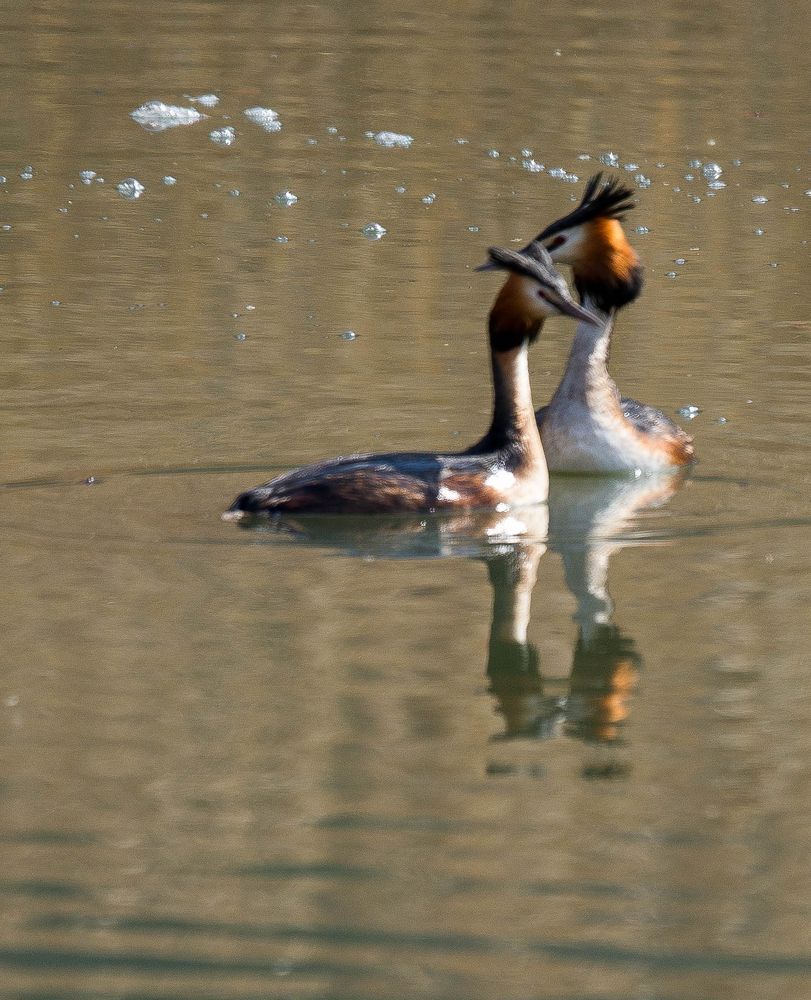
[487,546,543,645]
[469,340,545,468]
[551,299,618,406]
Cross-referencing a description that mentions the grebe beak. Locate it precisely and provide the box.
[221,509,247,522]
[553,297,602,326]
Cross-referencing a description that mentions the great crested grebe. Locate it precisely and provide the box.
[492,174,694,473]
[224,246,598,518]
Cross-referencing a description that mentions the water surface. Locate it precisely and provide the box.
[1,1,810,998]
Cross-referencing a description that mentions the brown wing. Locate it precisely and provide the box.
[621,398,695,464]
[226,452,501,516]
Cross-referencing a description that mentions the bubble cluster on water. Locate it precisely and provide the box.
[234,332,247,341]
[130,101,206,132]
[79,170,97,185]
[547,167,578,183]
[339,330,357,341]
[421,193,436,205]
[163,175,177,185]
[702,162,723,180]
[371,131,413,148]
[487,149,500,159]
[634,225,650,234]
[361,222,386,239]
[117,177,145,200]
[273,235,289,243]
[243,107,282,132]
[209,126,236,146]
[186,93,219,107]
[752,195,768,204]
[674,257,686,265]
[677,405,701,419]
[599,152,619,167]
[522,158,543,173]
[274,190,298,207]
[20,166,34,180]
[665,271,677,278]
[394,185,406,194]
[635,174,652,188]
[753,228,764,236]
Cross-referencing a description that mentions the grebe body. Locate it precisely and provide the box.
[225,248,596,518]
[510,174,694,473]
[536,303,694,473]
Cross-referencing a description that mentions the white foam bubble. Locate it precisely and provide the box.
[130,101,206,132]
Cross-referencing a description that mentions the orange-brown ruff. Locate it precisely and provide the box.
[224,247,597,517]
[531,174,694,473]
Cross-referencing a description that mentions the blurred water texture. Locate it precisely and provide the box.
[0,1,809,998]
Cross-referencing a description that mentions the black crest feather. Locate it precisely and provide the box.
[484,244,565,293]
[534,173,636,243]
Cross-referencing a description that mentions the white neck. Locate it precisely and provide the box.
[551,299,618,406]
[490,343,546,467]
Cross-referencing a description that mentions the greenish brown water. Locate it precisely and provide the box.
[1,1,810,998]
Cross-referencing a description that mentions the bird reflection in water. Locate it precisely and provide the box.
[234,470,685,775]
[487,474,685,766]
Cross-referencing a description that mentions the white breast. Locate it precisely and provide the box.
[542,401,674,474]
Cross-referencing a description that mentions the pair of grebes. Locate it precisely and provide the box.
[225,174,693,519]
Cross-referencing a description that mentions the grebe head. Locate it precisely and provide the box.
[531,174,643,311]
[479,245,600,351]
